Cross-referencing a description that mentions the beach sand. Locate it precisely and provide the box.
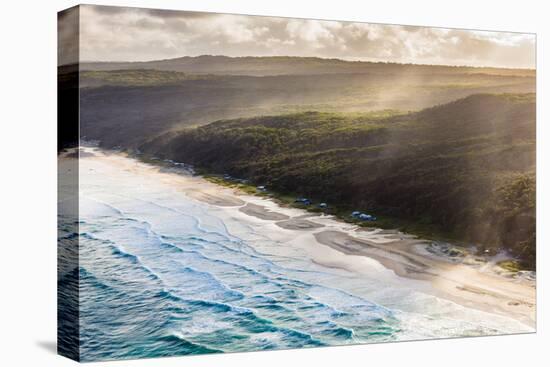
[84,147,536,330]
[239,203,290,220]
[313,231,535,327]
[276,218,324,230]
[187,190,245,207]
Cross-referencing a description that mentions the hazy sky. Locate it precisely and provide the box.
[77,5,535,69]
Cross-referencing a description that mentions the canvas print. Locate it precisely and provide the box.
[58,4,536,362]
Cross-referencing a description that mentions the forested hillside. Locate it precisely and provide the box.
[79,68,534,147]
[140,94,536,267]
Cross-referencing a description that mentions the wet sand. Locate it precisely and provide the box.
[276,218,324,230]
[239,203,289,220]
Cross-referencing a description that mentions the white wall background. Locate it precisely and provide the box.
[0,0,547,365]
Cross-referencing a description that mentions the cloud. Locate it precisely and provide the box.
[58,7,80,65]
[76,4,535,68]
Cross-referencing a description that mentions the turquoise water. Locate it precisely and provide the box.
[58,150,532,362]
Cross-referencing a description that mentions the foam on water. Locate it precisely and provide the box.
[60,148,532,361]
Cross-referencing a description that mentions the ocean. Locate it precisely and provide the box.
[58,148,532,362]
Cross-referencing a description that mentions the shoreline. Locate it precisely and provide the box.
[202,172,535,272]
[195,167,536,329]
[313,230,535,328]
[71,147,536,330]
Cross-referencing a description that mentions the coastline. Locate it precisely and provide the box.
[313,231,535,328]
[72,147,536,330]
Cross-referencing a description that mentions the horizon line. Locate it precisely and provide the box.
[75,54,536,71]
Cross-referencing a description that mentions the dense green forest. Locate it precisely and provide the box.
[140,93,536,268]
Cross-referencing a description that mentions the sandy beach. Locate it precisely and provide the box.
[75,147,536,330]
[196,172,536,328]
[313,231,535,327]
[239,203,290,220]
